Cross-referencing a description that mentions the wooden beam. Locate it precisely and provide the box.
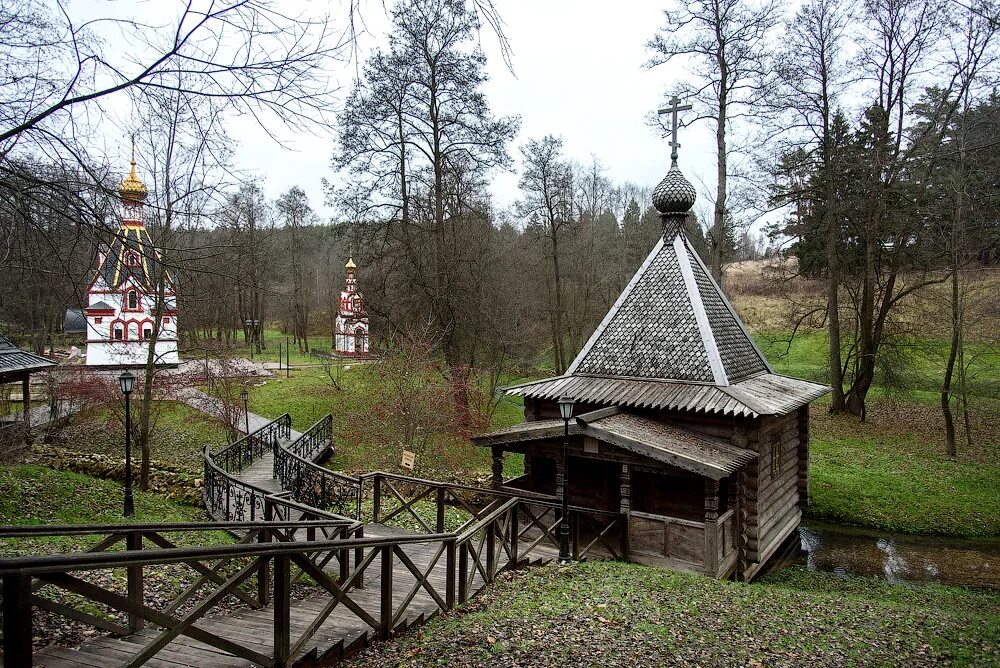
[22,375,29,427]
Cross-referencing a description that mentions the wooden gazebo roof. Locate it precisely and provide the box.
[0,333,55,382]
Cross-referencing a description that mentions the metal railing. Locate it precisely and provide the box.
[273,415,364,517]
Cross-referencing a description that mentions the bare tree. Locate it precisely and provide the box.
[277,187,317,352]
[776,0,855,411]
[647,0,783,283]
[516,135,575,374]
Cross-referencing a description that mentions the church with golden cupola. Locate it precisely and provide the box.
[333,256,370,356]
[82,155,180,367]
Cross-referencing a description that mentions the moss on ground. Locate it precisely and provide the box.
[346,561,1000,668]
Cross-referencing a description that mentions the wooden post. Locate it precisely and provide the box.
[21,374,30,428]
[3,574,32,667]
[486,522,496,580]
[379,546,393,640]
[458,543,469,604]
[620,464,631,560]
[258,504,272,605]
[704,479,720,577]
[572,511,580,561]
[436,487,445,533]
[273,555,290,665]
[491,446,503,489]
[126,530,144,631]
[510,503,520,569]
[372,475,381,524]
[445,538,456,609]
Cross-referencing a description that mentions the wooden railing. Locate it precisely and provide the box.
[366,471,627,564]
[0,520,362,666]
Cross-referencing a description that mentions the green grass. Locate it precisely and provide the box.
[217,328,335,367]
[63,401,229,474]
[0,465,211,555]
[806,404,1000,537]
[345,561,1000,667]
[757,330,1000,405]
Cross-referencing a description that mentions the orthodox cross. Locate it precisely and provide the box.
[658,96,692,164]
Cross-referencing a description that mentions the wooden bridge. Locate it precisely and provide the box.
[1,414,626,667]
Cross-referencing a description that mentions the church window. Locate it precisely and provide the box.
[94,317,102,324]
[770,435,781,476]
[127,290,138,310]
[114,326,124,340]
[143,327,153,340]
[127,252,140,267]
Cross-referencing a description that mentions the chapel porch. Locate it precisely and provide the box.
[476,407,753,579]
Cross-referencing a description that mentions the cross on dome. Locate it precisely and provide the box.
[658,96,693,166]
[652,96,696,218]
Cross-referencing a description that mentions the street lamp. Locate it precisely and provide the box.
[241,388,250,436]
[557,395,575,564]
[118,370,136,518]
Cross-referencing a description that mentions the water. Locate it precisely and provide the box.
[795,520,1000,588]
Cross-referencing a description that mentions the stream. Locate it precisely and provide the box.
[794,520,999,588]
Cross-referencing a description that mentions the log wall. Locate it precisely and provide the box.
[745,412,802,567]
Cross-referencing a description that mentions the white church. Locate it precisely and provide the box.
[79,157,180,367]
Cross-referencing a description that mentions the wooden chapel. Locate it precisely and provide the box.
[473,108,829,580]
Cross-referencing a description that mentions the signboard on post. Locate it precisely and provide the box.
[401,450,416,471]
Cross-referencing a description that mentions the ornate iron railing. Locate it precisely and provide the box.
[202,414,292,522]
[274,415,363,517]
[212,413,291,474]
[283,414,332,461]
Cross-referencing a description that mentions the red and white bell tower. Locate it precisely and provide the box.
[334,257,370,356]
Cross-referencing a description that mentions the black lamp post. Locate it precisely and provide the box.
[118,370,136,518]
[241,388,250,436]
[557,395,575,564]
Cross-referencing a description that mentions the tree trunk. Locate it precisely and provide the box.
[711,66,729,284]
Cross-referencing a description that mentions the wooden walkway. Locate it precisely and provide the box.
[33,526,470,668]
[8,413,586,667]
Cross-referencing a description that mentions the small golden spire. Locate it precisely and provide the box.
[345,256,357,270]
[118,141,148,202]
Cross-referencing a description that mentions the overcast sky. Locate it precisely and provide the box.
[223,1,725,222]
[91,2,730,223]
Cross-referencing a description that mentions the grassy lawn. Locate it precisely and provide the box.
[346,561,1000,668]
[59,400,229,474]
[0,464,211,556]
[806,401,1000,536]
[749,330,1000,537]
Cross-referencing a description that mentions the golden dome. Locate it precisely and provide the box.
[119,159,148,202]
[345,256,357,270]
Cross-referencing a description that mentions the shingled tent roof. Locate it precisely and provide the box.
[0,332,56,380]
[503,153,828,418]
[90,226,176,291]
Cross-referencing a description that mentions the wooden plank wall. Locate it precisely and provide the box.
[745,412,801,566]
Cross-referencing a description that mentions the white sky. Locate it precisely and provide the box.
[229,1,723,221]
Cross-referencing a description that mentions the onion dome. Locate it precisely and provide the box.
[652,162,696,214]
[345,256,357,270]
[119,159,148,202]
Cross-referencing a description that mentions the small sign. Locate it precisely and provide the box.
[401,450,415,471]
